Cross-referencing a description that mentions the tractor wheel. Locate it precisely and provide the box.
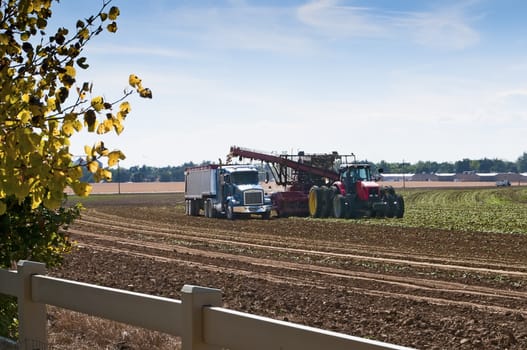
[308,186,322,218]
[385,195,395,218]
[344,194,358,219]
[395,195,405,218]
[333,194,345,218]
[327,187,339,218]
[319,186,332,218]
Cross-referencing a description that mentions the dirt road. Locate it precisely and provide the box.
[51,194,527,349]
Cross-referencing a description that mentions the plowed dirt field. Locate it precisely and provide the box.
[51,193,527,349]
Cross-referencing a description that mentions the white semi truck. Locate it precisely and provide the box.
[184,164,272,219]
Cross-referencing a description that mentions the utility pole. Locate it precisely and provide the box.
[402,159,409,189]
[117,161,121,195]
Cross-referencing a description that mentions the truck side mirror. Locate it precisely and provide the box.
[265,172,269,183]
[224,174,230,183]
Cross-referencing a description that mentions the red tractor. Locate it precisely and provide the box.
[308,163,404,218]
[228,146,404,219]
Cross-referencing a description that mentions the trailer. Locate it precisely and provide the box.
[184,164,272,219]
[228,146,404,219]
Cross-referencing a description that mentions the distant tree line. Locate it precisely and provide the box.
[79,153,527,183]
[377,152,527,174]
[80,162,203,183]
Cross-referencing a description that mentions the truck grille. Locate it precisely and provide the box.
[244,190,263,205]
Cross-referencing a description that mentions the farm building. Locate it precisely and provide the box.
[381,172,527,183]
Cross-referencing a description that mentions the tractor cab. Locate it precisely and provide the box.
[340,164,381,201]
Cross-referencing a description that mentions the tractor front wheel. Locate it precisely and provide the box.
[395,195,405,218]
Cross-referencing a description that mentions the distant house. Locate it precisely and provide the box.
[457,172,492,182]
[411,173,439,181]
[380,172,527,183]
[379,173,414,182]
[494,173,525,183]
[436,173,456,182]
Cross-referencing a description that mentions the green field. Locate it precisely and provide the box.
[74,187,527,234]
[361,187,527,234]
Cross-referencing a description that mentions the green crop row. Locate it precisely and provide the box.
[362,187,527,234]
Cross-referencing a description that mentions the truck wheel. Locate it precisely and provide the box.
[261,211,271,220]
[204,200,214,218]
[188,199,199,216]
[195,200,201,216]
[226,204,235,220]
[395,195,405,218]
[308,186,321,218]
[333,194,345,218]
[204,200,209,217]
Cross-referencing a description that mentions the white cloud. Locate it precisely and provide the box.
[296,0,480,50]
[161,5,317,55]
[297,0,385,37]
[497,89,527,98]
[88,44,197,60]
[404,9,480,50]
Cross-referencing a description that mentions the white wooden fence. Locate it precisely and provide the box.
[0,260,413,350]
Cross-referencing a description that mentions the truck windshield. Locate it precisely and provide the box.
[231,171,259,185]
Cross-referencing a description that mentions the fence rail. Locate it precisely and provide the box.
[0,260,412,350]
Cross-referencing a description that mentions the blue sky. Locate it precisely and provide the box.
[53,0,527,167]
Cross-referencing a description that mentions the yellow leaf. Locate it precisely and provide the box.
[139,87,152,99]
[65,66,76,78]
[96,123,106,134]
[107,150,125,167]
[71,182,92,197]
[107,22,118,33]
[113,119,124,135]
[62,120,74,136]
[95,168,112,182]
[94,141,106,154]
[119,101,131,114]
[79,28,89,40]
[84,145,93,155]
[129,74,141,88]
[47,96,57,111]
[43,196,62,209]
[109,6,120,20]
[103,118,113,132]
[31,196,43,210]
[73,120,83,132]
[0,34,8,45]
[68,166,83,180]
[91,96,104,112]
[87,161,99,173]
[17,110,31,124]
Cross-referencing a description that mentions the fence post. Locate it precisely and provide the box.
[181,285,222,350]
[17,260,47,349]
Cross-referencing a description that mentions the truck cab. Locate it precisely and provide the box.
[220,166,272,219]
